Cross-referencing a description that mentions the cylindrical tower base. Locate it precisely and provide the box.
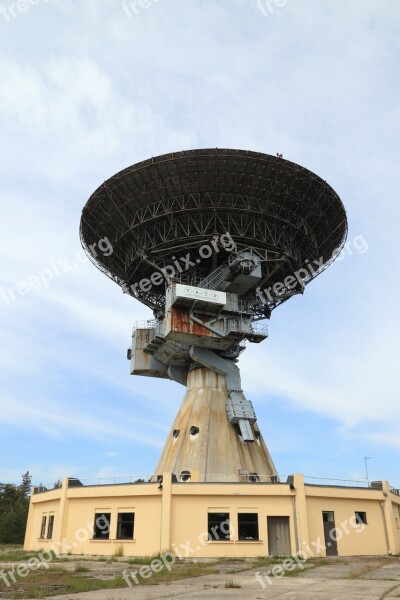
[153,367,278,483]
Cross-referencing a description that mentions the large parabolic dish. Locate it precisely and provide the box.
[80,148,348,481]
[80,148,347,320]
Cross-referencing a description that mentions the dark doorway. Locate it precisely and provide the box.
[267,516,291,555]
[322,511,338,556]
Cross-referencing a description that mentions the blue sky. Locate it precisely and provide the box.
[0,0,399,489]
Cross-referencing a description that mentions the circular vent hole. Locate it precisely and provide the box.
[180,470,191,482]
[173,429,180,438]
[189,426,199,436]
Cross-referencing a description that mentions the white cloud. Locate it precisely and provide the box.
[0,0,398,478]
[103,451,120,458]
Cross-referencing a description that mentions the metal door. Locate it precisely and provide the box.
[267,516,291,555]
[323,511,338,556]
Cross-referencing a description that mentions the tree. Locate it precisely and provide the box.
[19,471,32,499]
[0,472,31,544]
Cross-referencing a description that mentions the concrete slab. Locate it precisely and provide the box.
[362,563,400,581]
[0,556,394,600]
[41,566,400,600]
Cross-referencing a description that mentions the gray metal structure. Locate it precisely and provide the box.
[80,149,347,482]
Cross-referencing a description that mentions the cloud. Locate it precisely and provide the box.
[0,392,165,447]
[0,0,398,482]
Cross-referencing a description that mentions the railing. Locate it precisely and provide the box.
[197,263,230,290]
[304,476,370,488]
[132,319,158,332]
[80,474,283,485]
[70,475,153,487]
[32,476,156,492]
[132,320,163,337]
[250,322,269,336]
[33,474,398,492]
[199,474,281,483]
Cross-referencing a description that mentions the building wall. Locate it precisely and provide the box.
[305,493,388,556]
[25,483,163,556]
[61,493,161,556]
[390,493,400,554]
[24,475,399,558]
[24,490,61,553]
[170,484,296,557]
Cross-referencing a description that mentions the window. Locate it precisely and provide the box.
[322,511,335,523]
[249,473,259,483]
[190,426,199,436]
[355,511,367,524]
[47,515,54,539]
[117,513,135,539]
[238,513,259,540]
[93,513,111,539]
[208,512,230,541]
[40,515,47,539]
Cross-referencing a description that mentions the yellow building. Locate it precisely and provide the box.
[24,474,400,558]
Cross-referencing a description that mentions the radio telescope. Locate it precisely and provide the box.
[80,149,347,483]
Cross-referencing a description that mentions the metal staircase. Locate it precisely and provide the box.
[198,262,230,291]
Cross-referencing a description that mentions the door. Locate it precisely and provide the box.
[267,516,291,555]
[322,511,338,556]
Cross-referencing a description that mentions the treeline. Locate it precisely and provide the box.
[0,472,31,544]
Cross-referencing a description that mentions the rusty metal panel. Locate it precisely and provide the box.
[130,329,169,378]
[165,307,221,340]
[164,307,251,350]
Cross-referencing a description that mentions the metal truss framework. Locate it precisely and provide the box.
[80,149,347,318]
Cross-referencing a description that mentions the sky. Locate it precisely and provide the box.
[0,0,399,489]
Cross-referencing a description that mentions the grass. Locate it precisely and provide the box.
[123,562,219,586]
[0,548,58,563]
[113,545,124,558]
[0,558,219,598]
[318,559,329,566]
[0,545,22,552]
[74,563,90,572]
[347,561,387,579]
[225,579,241,588]
[217,557,246,563]
[225,567,250,574]
[0,571,128,599]
[253,556,290,568]
[127,552,169,565]
[282,565,305,577]
[251,555,332,579]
